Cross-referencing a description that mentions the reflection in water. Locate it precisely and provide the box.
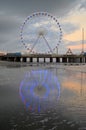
[19,70,60,112]
[56,67,86,97]
[0,64,86,129]
[80,72,85,96]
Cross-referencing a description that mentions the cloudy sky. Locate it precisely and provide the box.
[0,0,86,54]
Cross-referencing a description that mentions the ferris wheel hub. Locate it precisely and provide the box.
[37,27,47,36]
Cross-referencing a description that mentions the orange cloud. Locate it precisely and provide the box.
[64,29,86,42]
[67,44,86,50]
[62,10,86,42]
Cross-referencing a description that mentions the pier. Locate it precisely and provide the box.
[0,53,86,64]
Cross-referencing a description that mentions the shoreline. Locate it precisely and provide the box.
[0,60,86,73]
[0,60,86,66]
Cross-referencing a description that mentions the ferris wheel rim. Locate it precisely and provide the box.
[20,12,62,54]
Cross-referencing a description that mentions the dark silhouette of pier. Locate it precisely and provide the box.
[0,53,86,64]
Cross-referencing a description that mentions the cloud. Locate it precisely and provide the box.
[78,0,86,10]
[61,39,86,54]
[62,22,79,35]
[68,44,86,50]
[0,14,22,34]
[0,0,80,17]
[33,21,49,27]
[0,13,23,51]
[0,37,10,46]
[50,25,59,32]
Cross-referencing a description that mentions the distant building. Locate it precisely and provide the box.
[0,51,7,56]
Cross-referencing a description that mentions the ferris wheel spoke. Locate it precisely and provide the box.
[29,36,40,53]
[42,36,53,53]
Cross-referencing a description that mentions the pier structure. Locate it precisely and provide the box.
[0,53,86,64]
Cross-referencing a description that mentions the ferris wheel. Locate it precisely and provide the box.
[20,12,62,54]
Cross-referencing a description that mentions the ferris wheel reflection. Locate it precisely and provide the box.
[19,70,60,112]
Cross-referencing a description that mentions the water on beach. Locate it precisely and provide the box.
[0,62,86,130]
